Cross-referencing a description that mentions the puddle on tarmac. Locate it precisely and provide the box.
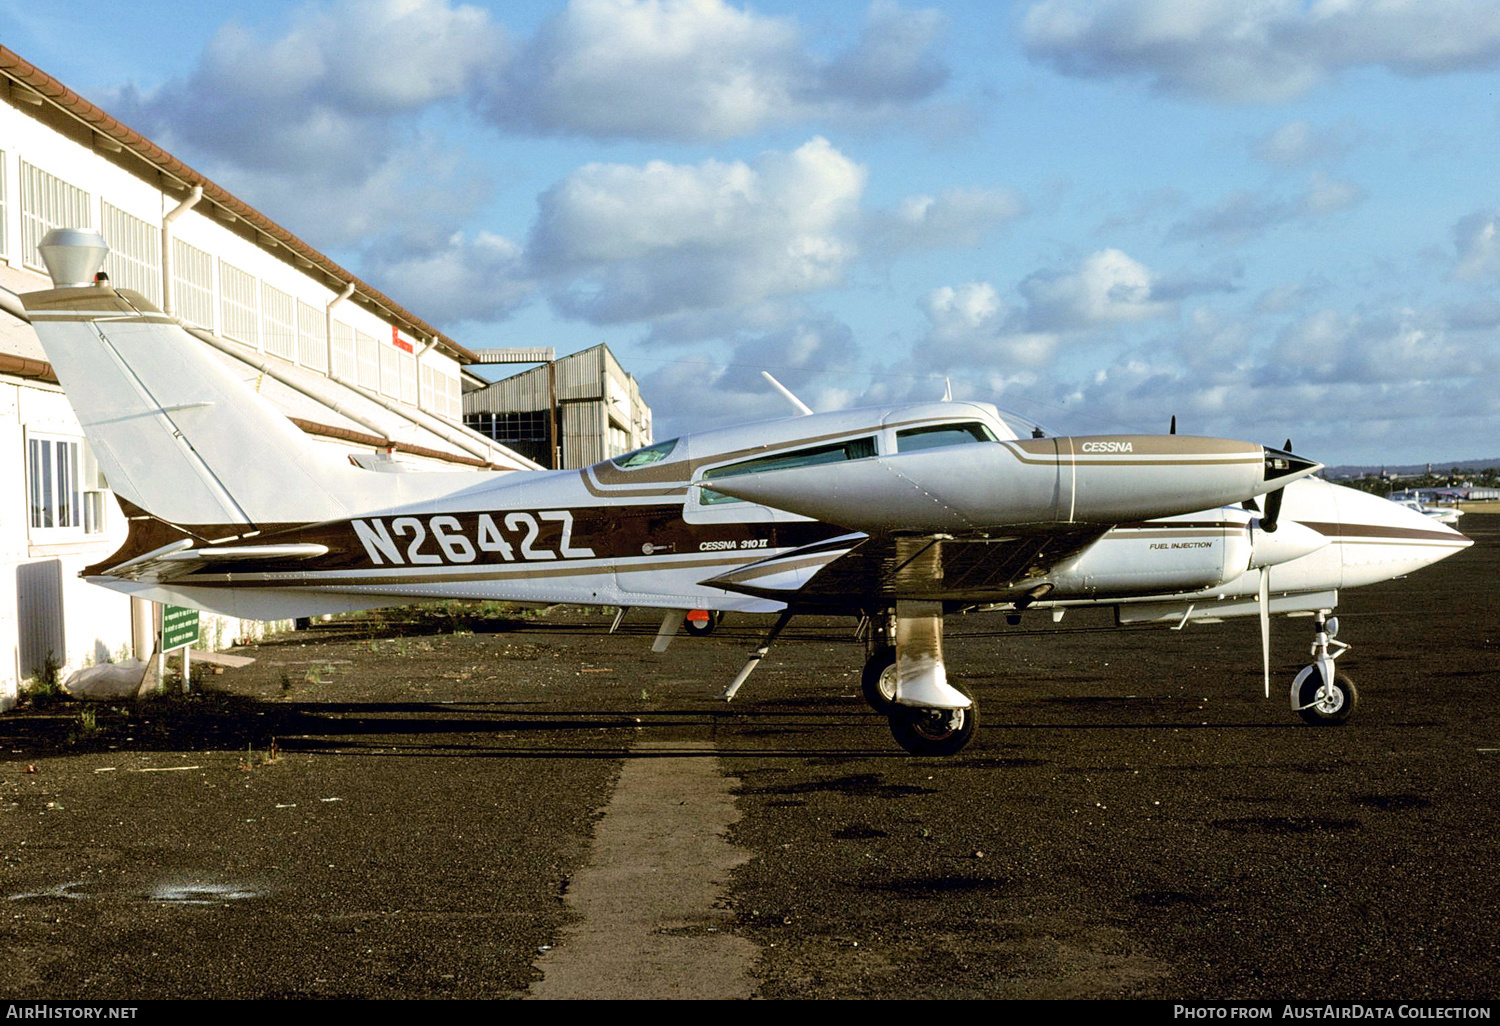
[8,880,265,904]
[149,882,263,904]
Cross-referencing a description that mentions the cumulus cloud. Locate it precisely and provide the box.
[479,0,952,140]
[638,311,863,435]
[1253,119,1361,167]
[1032,297,1500,460]
[111,0,504,243]
[1021,0,1500,103]
[1019,248,1173,331]
[1168,174,1363,245]
[920,282,1061,370]
[360,231,534,326]
[529,137,867,323]
[864,187,1026,258]
[1451,210,1500,281]
[1262,308,1493,386]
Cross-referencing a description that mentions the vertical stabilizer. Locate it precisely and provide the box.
[24,272,369,529]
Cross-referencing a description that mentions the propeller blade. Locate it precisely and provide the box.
[1259,566,1271,699]
[1170,415,1177,435]
[1261,486,1283,533]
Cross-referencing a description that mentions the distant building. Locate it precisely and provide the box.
[465,344,652,469]
[0,47,536,709]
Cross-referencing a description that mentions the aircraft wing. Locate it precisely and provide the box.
[700,528,1107,606]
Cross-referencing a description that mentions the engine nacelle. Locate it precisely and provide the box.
[1047,510,1255,598]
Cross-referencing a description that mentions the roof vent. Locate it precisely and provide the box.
[38,228,110,288]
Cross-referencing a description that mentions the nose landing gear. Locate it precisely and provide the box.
[1290,610,1358,725]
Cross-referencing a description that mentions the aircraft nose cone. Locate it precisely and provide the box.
[1263,446,1321,484]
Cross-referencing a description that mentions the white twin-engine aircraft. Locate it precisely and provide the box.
[24,230,1471,756]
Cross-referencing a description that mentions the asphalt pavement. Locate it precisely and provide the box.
[1,518,1496,1001]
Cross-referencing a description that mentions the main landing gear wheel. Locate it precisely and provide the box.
[888,684,979,757]
[684,611,717,636]
[1296,668,1358,726]
[861,650,899,714]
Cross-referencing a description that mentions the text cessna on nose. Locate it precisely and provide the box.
[1080,441,1134,453]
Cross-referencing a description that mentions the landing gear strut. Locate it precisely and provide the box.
[861,603,979,756]
[1290,610,1358,725]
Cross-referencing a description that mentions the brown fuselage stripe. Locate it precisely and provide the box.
[1301,521,1468,543]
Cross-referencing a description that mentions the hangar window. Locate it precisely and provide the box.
[896,422,997,453]
[261,283,296,361]
[356,330,380,390]
[220,261,260,345]
[331,320,356,381]
[26,434,107,539]
[172,238,214,330]
[102,203,161,304]
[699,437,876,505]
[399,350,417,405]
[20,162,91,272]
[379,340,400,398]
[297,300,327,372]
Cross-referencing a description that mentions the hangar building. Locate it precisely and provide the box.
[0,47,540,709]
[465,343,653,470]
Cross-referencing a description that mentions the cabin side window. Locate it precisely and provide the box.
[699,437,876,505]
[895,422,997,453]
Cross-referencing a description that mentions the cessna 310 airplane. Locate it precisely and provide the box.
[22,229,1472,755]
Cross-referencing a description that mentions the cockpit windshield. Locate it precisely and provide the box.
[610,437,679,469]
[895,422,998,453]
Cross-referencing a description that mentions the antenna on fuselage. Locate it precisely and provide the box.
[761,371,814,416]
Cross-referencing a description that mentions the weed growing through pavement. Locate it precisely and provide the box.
[26,652,63,709]
[239,738,280,770]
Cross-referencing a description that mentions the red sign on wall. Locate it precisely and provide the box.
[391,325,413,354]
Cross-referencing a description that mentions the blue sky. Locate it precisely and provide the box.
[5,0,1500,465]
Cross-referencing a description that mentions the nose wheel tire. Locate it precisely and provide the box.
[888,684,978,756]
[1296,668,1358,726]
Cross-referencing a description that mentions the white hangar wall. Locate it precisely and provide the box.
[0,48,537,710]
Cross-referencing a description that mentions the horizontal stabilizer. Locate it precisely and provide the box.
[102,540,331,583]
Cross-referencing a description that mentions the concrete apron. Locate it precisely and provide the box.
[528,740,757,999]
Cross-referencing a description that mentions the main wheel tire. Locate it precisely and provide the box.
[684,612,716,636]
[888,684,979,756]
[860,649,898,713]
[1296,668,1358,726]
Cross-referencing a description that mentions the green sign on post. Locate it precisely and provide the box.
[162,605,200,651]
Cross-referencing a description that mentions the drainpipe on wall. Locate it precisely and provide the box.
[325,281,355,379]
[159,185,203,316]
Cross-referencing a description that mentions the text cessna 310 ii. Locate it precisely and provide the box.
[24,230,1472,755]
